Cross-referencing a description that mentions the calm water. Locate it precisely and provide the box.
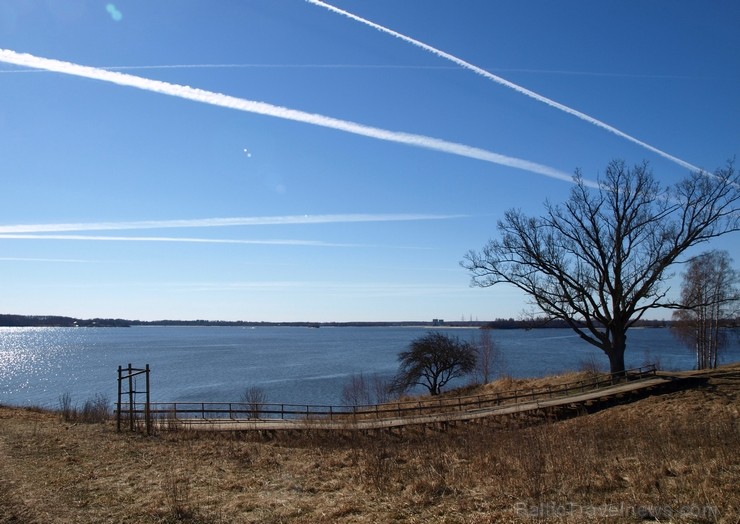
[1,326,738,409]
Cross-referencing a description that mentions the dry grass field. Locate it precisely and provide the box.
[1,364,738,523]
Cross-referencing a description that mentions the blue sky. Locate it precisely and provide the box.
[0,1,738,322]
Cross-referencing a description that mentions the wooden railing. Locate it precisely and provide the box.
[117,365,657,428]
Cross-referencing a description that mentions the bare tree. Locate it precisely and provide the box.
[341,373,373,407]
[462,160,740,375]
[372,374,392,405]
[474,329,505,384]
[672,250,739,369]
[241,386,268,419]
[390,332,477,396]
[341,373,392,406]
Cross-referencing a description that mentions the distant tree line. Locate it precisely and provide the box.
[0,315,131,328]
[481,318,676,330]
[127,319,324,328]
[3,314,732,330]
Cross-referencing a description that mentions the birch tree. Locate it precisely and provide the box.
[672,250,739,369]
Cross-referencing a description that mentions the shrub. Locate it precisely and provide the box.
[80,393,110,423]
[58,392,110,423]
[58,392,75,422]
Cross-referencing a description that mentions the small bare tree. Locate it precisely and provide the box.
[241,386,268,419]
[372,374,392,404]
[341,373,392,406]
[341,373,373,407]
[672,250,739,369]
[474,329,505,384]
[390,332,477,396]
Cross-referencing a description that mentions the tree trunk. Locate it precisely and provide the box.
[607,329,627,377]
[429,379,440,396]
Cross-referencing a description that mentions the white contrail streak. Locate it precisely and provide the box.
[307,0,700,173]
[0,49,574,183]
[0,234,434,250]
[0,234,361,247]
[0,63,692,78]
[1,63,458,72]
[0,257,93,263]
[0,213,465,234]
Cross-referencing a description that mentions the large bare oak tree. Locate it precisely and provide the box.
[462,160,740,375]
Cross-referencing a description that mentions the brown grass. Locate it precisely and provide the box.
[1,364,738,523]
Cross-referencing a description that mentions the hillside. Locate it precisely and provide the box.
[1,364,738,523]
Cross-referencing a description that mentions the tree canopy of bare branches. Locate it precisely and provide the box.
[391,332,477,396]
[462,159,740,374]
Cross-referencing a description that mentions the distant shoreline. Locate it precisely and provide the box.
[0,313,673,330]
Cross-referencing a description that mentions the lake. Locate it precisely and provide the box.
[1,326,738,409]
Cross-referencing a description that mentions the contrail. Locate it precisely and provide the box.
[0,233,434,250]
[0,49,575,183]
[0,256,93,263]
[0,63,692,78]
[307,0,701,173]
[0,213,466,234]
[0,63,462,73]
[0,233,362,247]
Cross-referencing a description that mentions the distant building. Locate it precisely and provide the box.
[432,318,445,326]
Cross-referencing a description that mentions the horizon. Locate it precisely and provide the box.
[0,312,680,326]
[1,1,738,322]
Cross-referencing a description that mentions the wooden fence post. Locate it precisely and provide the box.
[145,364,151,436]
[116,365,122,432]
[127,363,134,431]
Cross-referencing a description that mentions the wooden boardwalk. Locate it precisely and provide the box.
[131,366,694,434]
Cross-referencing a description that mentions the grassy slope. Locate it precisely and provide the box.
[1,364,738,523]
